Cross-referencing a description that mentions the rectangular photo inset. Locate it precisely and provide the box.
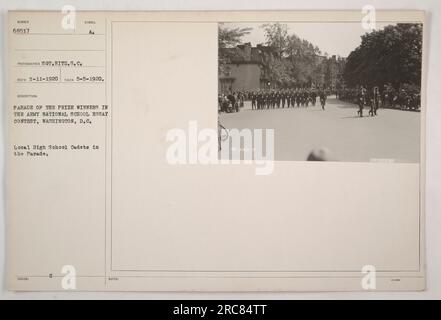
[218,22,423,162]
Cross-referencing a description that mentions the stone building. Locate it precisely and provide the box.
[219,43,275,93]
[219,42,346,93]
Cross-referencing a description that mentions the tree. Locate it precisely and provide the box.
[261,23,289,57]
[343,23,422,89]
[260,23,334,87]
[218,24,251,74]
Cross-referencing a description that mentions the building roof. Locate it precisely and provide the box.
[220,42,277,65]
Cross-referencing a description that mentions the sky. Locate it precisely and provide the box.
[224,22,395,58]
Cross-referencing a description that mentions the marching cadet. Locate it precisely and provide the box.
[319,88,327,110]
[288,91,293,108]
[271,91,275,108]
[257,91,263,110]
[311,89,317,106]
[305,89,310,107]
[265,92,270,109]
[369,86,381,116]
[301,89,307,107]
[271,91,276,109]
[276,91,281,108]
[357,86,367,117]
[251,91,257,110]
[296,90,301,107]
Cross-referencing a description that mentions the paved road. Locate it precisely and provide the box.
[219,97,420,162]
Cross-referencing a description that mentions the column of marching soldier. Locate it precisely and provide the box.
[338,85,421,115]
[219,85,420,117]
[218,88,327,114]
[249,88,328,110]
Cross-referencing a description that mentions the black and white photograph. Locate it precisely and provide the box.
[218,22,423,162]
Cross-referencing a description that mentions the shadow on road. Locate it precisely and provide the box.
[340,115,365,119]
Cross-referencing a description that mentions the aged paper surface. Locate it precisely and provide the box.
[6,10,425,291]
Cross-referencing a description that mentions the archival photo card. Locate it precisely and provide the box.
[6,10,426,292]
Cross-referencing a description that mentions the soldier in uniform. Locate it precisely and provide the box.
[281,91,286,108]
[271,91,274,109]
[276,91,281,108]
[301,89,307,107]
[311,89,317,106]
[319,88,327,110]
[357,86,367,117]
[251,91,256,110]
[369,86,380,116]
[257,91,263,110]
[264,91,270,109]
[296,89,301,107]
[304,89,309,107]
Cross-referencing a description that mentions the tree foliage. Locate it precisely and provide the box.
[260,23,341,88]
[343,23,422,88]
[261,23,289,57]
[218,24,251,74]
